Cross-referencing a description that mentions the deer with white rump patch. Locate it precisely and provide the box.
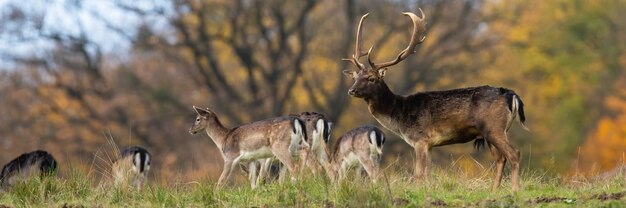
[189,106,309,188]
[342,9,529,191]
[112,146,151,189]
[330,125,385,182]
[291,112,336,179]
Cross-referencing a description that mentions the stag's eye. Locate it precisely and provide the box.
[367,77,376,82]
[196,118,200,122]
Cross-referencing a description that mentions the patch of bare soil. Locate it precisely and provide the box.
[529,196,569,204]
[392,197,409,206]
[323,199,334,208]
[475,199,496,206]
[591,192,625,201]
[61,203,85,208]
[430,199,447,207]
[0,205,11,208]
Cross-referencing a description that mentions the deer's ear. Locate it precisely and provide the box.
[343,70,357,79]
[193,106,211,116]
[378,68,387,78]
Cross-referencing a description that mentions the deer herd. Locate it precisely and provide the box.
[0,9,529,193]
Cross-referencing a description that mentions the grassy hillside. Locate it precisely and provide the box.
[0,167,624,207]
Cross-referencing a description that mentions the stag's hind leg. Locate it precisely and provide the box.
[488,143,506,191]
[487,132,521,192]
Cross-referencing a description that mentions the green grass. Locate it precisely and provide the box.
[0,168,624,207]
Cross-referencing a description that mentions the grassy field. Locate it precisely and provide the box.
[0,167,624,208]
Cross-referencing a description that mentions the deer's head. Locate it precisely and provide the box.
[189,106,215,135]
[343,10,427,98]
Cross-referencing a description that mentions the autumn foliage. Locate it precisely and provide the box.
[0,0,625,181]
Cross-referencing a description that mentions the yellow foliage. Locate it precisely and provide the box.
[579,82,626,174]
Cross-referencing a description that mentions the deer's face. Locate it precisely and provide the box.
[189,106,211,135]
[343,68,387,98]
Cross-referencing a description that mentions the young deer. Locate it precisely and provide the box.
[112,146,151,189]
[330,125,385,182]
[291,112,335,179]
[0,150,57,190]
[342,9,529,191]
[189,106,309,188]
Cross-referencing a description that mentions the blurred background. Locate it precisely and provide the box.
[0,0,624,183]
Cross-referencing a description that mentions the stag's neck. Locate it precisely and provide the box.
[204,117,230,151]
[364,82,406,135]
[364,82,402,116]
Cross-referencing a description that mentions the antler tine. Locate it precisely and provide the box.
[342,13,370,70]
[372,8,427,70]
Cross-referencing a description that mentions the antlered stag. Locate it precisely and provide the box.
[342,9,529,191]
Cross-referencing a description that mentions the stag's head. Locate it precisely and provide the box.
[189,106,214,135]
[343,9,427,98]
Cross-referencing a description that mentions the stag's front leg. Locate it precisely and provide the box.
[413,140,431,181]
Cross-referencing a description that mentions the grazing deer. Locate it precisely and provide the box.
[0,150,57,189]
[112,146,151,189]
[189,106,309,188]
[330,125,385,182]
[342,9,529,191]
[291,112,335,179]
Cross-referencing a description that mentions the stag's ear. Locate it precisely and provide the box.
[193,106,211,116]
[378,68,387,78]
[342,70,357,79]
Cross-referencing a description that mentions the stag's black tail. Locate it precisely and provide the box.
[502,88,529,131]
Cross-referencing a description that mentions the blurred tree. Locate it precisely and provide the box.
[578,77,626,174]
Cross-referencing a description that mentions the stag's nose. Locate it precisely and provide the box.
[348,88,357,96]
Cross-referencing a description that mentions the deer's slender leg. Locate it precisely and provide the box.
[301,149,320,174]
[249,161,258,189]
[508,143,521,191]
[414,140,431,181]
[339,161,349,181]
[217,160,234,187]
[358,154,379,182]
[257,158,270,185]
[277,162,288,183]
[489,143,506,191]
[272,148,299,182]
[489,132,521,192]
[318,157,336,182]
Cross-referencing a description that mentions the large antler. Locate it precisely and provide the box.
[368,8,427,70]
[342,13,370,70]
[344,9,427,71]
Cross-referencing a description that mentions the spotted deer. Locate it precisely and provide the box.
[189,106,309,188]
[330,125,385,182]
[342,9,529,191]
[112,146,151,189]
[291,112,335,179]
[0,150,57,190]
